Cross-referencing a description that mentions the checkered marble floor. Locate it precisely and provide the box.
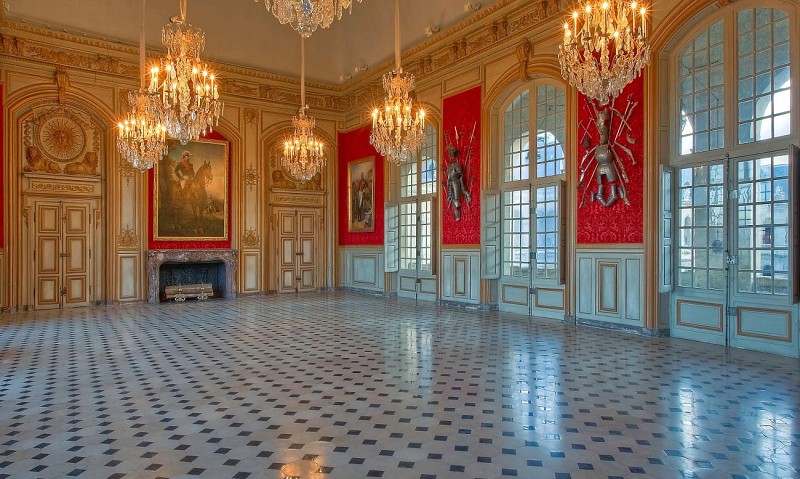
[1,292,798,479]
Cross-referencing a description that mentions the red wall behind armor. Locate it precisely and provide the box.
[576,76,644,244]
[338,125,385,246]
[441,86,482,245]
[148,130,232,250]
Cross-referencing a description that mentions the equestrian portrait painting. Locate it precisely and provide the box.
[154,138,229,241]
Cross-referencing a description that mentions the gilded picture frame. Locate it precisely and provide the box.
[154,138,229,241]
[348,157,375,232]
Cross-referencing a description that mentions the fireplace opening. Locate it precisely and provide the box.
[159,261,226,301]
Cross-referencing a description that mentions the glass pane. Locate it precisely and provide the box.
[738,8,792,145]
[504,91,530,182]
[679,21,725,155]
[535,85,566,178]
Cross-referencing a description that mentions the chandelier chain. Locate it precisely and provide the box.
[149,0,224,145]
[282,37,326,183]
[369,0,426,165]
[116,0,168,171]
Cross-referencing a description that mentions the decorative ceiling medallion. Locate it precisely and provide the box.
[38,116,85,161]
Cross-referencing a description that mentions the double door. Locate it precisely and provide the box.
[497,184,565,318]
[32,200,94,309]
[397,199,436,301]
[666,150,799,356]
[276,208,318,293]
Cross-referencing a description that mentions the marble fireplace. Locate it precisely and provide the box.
[147,250,237,303]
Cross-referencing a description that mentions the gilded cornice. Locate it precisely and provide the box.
[341,0,561,113]
[2,0,563,115]
[0,20,344,111]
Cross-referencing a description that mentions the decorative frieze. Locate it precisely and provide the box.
[30,181,93,193]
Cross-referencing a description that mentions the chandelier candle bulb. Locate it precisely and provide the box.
[559,0,651,104]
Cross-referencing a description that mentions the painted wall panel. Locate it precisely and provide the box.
[576,249,645,327]
[118,255,138,300]
[676,300,723,332]
[737,307,792,342]
[340,248,385,292]
[625,258,642,320]
[243,252,259,292]
[441,249,480,304]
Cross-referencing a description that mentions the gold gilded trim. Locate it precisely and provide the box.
[117,226,138,249]
[241,228,261,249]
[31,181,93,193]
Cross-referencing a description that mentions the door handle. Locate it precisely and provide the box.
[59,253,71,258]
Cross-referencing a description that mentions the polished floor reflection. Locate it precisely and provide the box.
[1,292,798,479]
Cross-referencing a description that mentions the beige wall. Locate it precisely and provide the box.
[2,0,783,317]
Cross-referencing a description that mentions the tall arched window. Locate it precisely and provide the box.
[496,80,566,317]
[664,3,797,357]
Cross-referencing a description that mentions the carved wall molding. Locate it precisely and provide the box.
[241,228,261,248]
[343,0,560,112]
[244,162,260,191]
[22,104,103,177]
[118,226,139,249]
[516,38,532,81]
[1,21,332,88]
[243,108,259,126]
[55,66,69,104]
[30,181,94,193]
[272,194,324,207]
[0,31,138,77]
[2,0,559,115]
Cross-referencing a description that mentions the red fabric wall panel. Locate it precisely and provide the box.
[576,76,644,244]
[337,125,384,246]
[148,130,232,250]
[441,86,482,245]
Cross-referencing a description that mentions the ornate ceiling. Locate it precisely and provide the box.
[5,0,502,84]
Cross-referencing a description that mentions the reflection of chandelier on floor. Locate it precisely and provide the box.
[282,37,326,183]
[149,0,223,145]
[254,0,361,37]
[558,0,651,105]
[116,0,167,171]
[369,0,426,165]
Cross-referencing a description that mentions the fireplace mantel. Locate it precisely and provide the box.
[147,249,237,303]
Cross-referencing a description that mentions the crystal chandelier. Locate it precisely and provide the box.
[558,1,651,105]
[149,0,223,145]
[116,0,167,171]
[369,0,426,165]
[282,37,326,183]
[254,0,361,38]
